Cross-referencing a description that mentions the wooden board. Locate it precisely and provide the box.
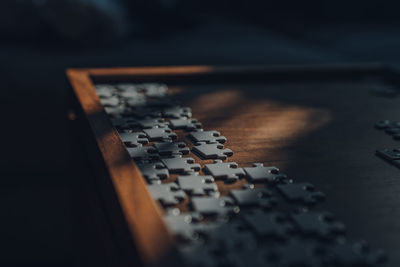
[67,64,400,267]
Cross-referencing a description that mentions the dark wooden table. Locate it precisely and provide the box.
[68,65,400,267]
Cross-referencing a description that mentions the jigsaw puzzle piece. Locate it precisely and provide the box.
[191,196,238,216]
[163,106,192,118]
[177,173,218,196]
[126,146,159,161]
[192,142,233,160]
[100,96,120,107]
[291,211,345,239]
[244,163,287,183]
[188,130,227,144]
[207,219,256,252]
[161,155,201,173]
[277,182,325,205]
[243,210,293,239]
[142,83,168,98]
[153,141,189,155]
[111,117,137,130]
[204,160,245,182]
[136,118,167,129]
[118,131,148,147]
[169,118,202,131]
[143,127,177,142]
[229,187,276,208]
[163,212,204,242]
[96,84,116,98]
[104,106,125,116]
[147,182,186,206]
[137,161,169,183]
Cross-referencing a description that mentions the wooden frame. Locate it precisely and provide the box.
[67,63,396,266]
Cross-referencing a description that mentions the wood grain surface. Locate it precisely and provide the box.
[68,65,400,267]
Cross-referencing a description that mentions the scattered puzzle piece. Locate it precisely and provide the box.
[142,83,168,98]
[137,161,169,183]
[163,212,200,241]
[291,211,345,239]
[189,130,227,144]
[96,85,115,98]
[191,196,238,216]
[161,155,201,173]
[143,127,177,141]
[177,173,218,196]
[204,160,245,182]
[126,146,159,161]
[244,163,286,183]
[147,183,186,206]
[100,96,120,107]
[169,118,202,131]
[192,142,233,160]
[163,106,192,118]
[230,187,276,208]
[243,210,293,239]
[277,182,325,205]
[153,141,189,155]
[118,132,148,147]
[136,118,167,129]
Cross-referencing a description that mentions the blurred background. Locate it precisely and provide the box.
[1,0,400,266]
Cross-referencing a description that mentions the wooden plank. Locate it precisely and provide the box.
[66,69,175,266]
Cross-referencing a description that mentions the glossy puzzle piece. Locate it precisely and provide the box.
[204,160,245,182]
[192,142,233,160]
[163,212,200,241]
[191,196,238,216]
[100,96,120,107]
[143,127,177,141]
[136,118,167,129]
[163,106,192,118]
[119,132,148,147]
[243,210,293,239]
[188,130,227,144]
[142,83,168,98]
[96,84,115,98]
[291,211,345,239]
[137,161,169,183]
[177,173,218,196]
[161,155,201,173]
[153,141,189,155]
[244,163,287,183]
[277,182,325,205]
[169,118,202,131]
[230,187,276,208]
[126,146,159,161]
[147,183,186,206]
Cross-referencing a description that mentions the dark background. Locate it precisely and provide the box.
[1,1,400,266]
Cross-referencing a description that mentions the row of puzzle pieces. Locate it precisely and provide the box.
[96,83,387,267]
